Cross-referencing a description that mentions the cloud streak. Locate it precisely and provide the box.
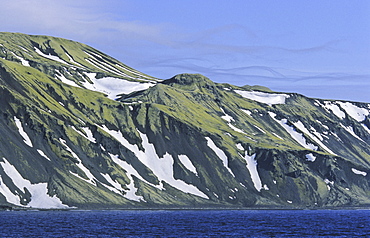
[2,0,167,44]
[2,1,369,102]
[144,57,370,102]
[1,1,346,62]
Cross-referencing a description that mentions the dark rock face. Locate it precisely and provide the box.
[0,32,369,209]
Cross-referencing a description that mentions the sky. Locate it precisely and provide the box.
[1,0,370,102]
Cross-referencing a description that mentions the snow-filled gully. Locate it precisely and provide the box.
[243,153,262,192]
[99,125,208,199]
[268,112,336,155]
[206,137,235,177]
[0,158,69,209]
[82,73,154,100]
[14,116,33,147]
[235,90,290,106]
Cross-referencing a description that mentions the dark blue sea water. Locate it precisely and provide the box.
[0,209,369,237]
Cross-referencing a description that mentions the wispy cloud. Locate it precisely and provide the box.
[2,0,344,63]
[1,0,167,44]
[2,1,368,102]
[143,55,370,102]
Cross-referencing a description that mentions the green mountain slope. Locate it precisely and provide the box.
[0,33,369,209]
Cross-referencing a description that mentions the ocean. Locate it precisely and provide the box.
[0,209,369,237]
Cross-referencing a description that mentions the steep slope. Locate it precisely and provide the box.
[0,33,369,209]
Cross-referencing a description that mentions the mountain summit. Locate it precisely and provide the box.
[0,33,369,209]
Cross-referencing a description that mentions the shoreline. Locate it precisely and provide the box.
[2,204,370,212]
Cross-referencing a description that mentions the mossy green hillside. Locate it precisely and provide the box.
[0,33,369,209]
[0,32,157,84]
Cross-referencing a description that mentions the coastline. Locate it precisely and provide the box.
[2,204,370,212]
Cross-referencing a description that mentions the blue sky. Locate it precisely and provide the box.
[2,0,370,102]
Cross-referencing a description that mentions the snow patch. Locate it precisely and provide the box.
[228,124,246,134]
[220,108,246,134]
[269,112,336,154]
[84,51,134,78]
[0,158,69,208]
[220,108,234,122]
[236,143,244,151]
[85,57,124,77]
[352,168,367,176]
[14,116,33,147]
[337,102,369,122]
[100,126,207,198]
[82,74,154,100]
[0,173,20,205]
[109,153,146,202]
[99,172,124,195]
[316,120,330,130]
[242,153,262,192]
[268,113,317,150]
[305,153,316,162]
[11,52,30,66]
[310,127,324,141]
[55,70,80,88]
[59,138,97,186]
[178,155,198,176]
[241,109,252,116]
[253,125,266,134]
[324,179,334,191]
[72,126,96,143]
[206,137,235,177]
[235,90,289,105]
[34,47,69,65]
[322,101,345,119]
[139,133,207,198]
[272,132,284,140]
[37,149,51,161]
[18,45,29,52]
[293,121,336,155]
[362,124,370,135]
[82,127,96,143]
[340,124,365,142]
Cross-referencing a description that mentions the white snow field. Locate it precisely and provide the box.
[11,52,30,66]
[83,73,155,100]
[108,153,146,202]
[14,116,33,147]
[59,138,97,186]
[0,158,69,208]
[178,155,198,176]
[351,168,367,176]
[100,125,208,199]
[235,90,290,105]
[34,47,69,65]
[337,102,369,122]
[242,153,262,192]
[268,112,317,150]
[305,153,317,162]
[206,137,235,177]
[220,108,246,134]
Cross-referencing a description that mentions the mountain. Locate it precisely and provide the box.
[0,32,369,210]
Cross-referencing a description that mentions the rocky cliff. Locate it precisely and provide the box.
[0,33,369,209]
